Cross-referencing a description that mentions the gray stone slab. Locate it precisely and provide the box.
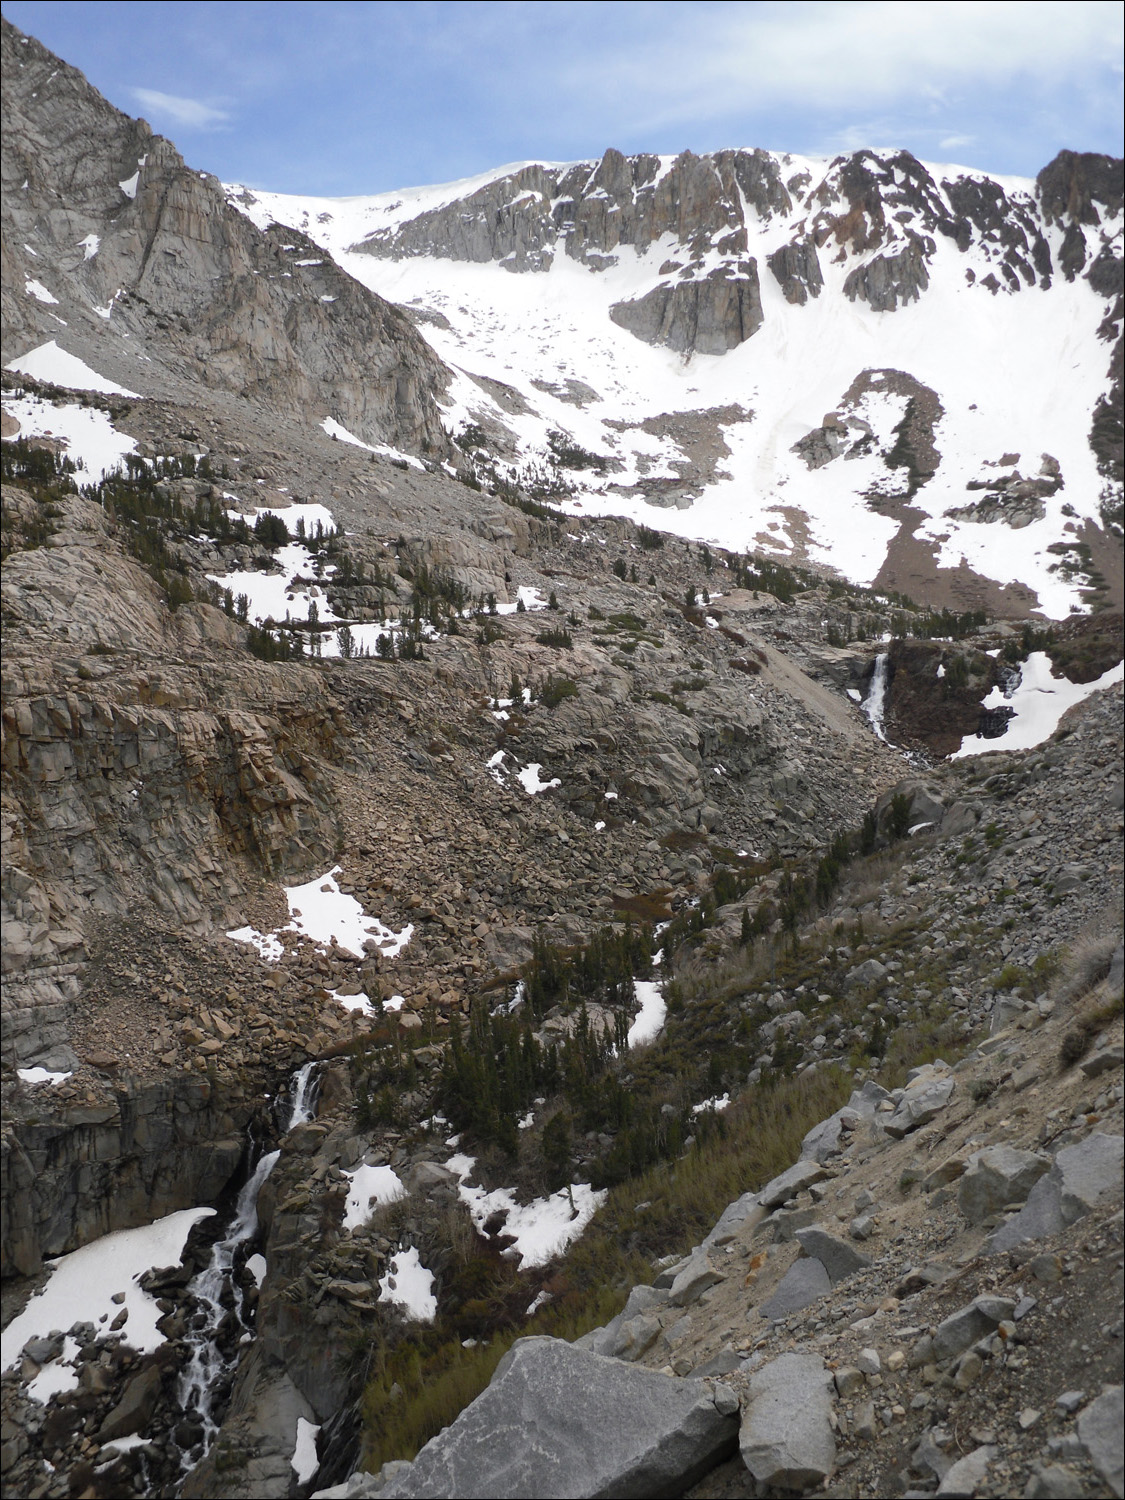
[759,1159,829,1209]
[794,1226,871,1283]
[931,1296,1016,1363]
[937,1444,997,1496]
[884,1074,955,1138]
[1077,1386,1124,1499]
[669,1250,725,1307]
[620,1284,669,1321]
[740,1352,836,1490]
[759,1256,831,1320]
[991,1133,1124,1252]
[702,1191,765,1249]
[958,1146,1050,1225]
[372,1337,739,1499]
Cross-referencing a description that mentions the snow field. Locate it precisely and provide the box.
[4,340,139,397]
[1,394,138,481]
[1,1207,216,1399]
[443,1153,606,1269]
[227,866,413,963]
[952,653,1125,758]
[628,980,667,1047]
[228,159,1117,618]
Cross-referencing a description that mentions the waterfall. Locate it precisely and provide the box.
[863,653,890,743]
[175,1063,319,1469]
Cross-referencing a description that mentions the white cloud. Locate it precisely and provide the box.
[131,88,231,130]
[939,133,975,149]
[572,1,1123,128]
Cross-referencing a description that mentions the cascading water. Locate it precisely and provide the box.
[863,653,890,743]
[174,1063,320,1470]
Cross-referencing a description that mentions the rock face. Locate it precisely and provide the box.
[0,19,451,458]
[2,1074,255,1275]
[362,1337,739,1499]
[609,263,764,355]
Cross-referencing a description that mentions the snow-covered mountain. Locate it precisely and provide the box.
[228,146,1123,618]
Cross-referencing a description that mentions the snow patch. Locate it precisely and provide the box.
[444,1156,605,1268]
[952,653,1124,758]
[25,278,58,305]
[291,1417,320,1484]
[1,1208,215,1386]
[628,980,667,1047]
[5,341,139,397]
[379,1246,437,1321]
[1,395,138,480]
[17,1067,72,1086]
[342,1164,407,1231]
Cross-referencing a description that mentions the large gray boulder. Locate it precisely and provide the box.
[931,1296,1017,1363]
[702,1191,765,1249]
[758,1159,829,1209]
[957,1146,1050,1224]
[1077,1386,1124,1498]
[669,1250,726,1306]
[884,1071,955,1138]
[794,1226,871,1283]
[367,1337,739,1498]
[991,1133,1124,1252]
[739,1352,836,1490]
[759,1256,832,1320]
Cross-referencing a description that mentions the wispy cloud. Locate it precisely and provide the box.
[131,87,231,130]
[571,0,1123,130]
[939,133,975,150]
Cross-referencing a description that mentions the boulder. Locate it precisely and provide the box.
[846,959,887,989]
[1077,1386,1124,1499]
[369,1337,738,1498]
[884,1072,954,1138]
[739,1352,836,1490]
[991,1133,1124,1252]
[758,1159,829,1209]
[702,1191,765,1249]
[759,1256,831,1320]
[931,1296,1017,1363]
[937,1444,997,1496]
[97,1362,164,1443]
[794,1226,871,1283]
[669,1250,725,1307]
[957,1146,1050,1224]
[610,1314,662,1362]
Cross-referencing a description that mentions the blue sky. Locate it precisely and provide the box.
[4,1,1122,193]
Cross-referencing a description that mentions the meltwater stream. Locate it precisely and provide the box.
[175,1063,320,1469]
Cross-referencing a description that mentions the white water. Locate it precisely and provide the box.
[175,1064,319,1465]
[863,653,890,743]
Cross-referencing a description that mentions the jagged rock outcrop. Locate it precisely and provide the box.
[1,1074,257,1276]
[609,262,764,355]
[0,19,452,458]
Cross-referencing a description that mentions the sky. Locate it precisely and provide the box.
[3,1,1122,194]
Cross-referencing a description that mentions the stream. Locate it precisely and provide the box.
[174,1063,320,1475]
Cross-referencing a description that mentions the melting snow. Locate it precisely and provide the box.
[692,1093,732,1115]
[952,653,1124,758]
[628,980,667,1047]
[4,341,139,397]
[342,1163,407,1231]
[292,1417,320,1483]
[228,867,413,963]
[119,172,139,199]
[379,1246,437,1321]
[444,1154,606,1268]
[2,395,138,480]
[244,1253,267,1285]
[25,278,58,305]
[320,416,424,469]
[515,762,560,795]
[78,234,100,259]
[17,1067,72,1086]
[1,1207,215,1392]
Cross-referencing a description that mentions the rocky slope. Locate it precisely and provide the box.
[0,18,1122,1500]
